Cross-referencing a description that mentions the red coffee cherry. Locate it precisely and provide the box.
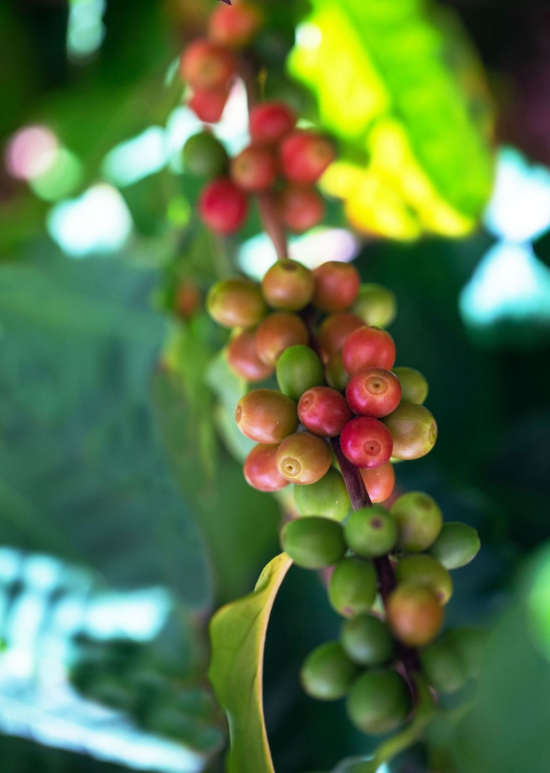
[340,417,393,469]
[318,312,364,364]
[342,327,396,375]
[227,330,274,382]
[235,389,298,443]
[250,101,297,144]
[255,311,309,366]
[360,462,395,504]
[199,178,248,234]
[276,432,332,485]
[280,130,336,184]
[346,368,402,418]
[298,386,353,437]
[278,185,325,234]
[230,145,278,192]
[261,259,314,311]
[180,40,235,90]
[208,2,262,48]
[244,444,288,492]
[207,277,266,328]
[189,87,230,123]
[386,584,443,647]
[312,261,361,313]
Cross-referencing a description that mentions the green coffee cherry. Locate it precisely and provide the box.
[395,554,453,605]
[276,345,324,401]
[300,642,357,701]
[282,517,346,570]
[344,505,398,558]
[329,557,377,617]
[340,614,394,666]
[382,402,437,460]
[347,670,411,735]
[390,492,443,552]
[325,351,349,391]
[352,284,396,328]
[429,522,480,569]
[448,628,488,680]
[294,468,350,522]
[183,132,228,177]
[393,367,428,405]
[422,637,468,695]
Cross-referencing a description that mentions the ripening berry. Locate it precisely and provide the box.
[382,402,437,460]
[180,40,235,90]
[346,367,402,418]
[208,2,262,48]
[352,284,397,328]
[393,366,429,405]
[243,444,289,492]
[175,280,201,321]
[255,311,309,366]
[189,87,230,123]
[199,178,248,234]
[298,386,352,437]
[340,614,394,667]
[281,516,346,569]
[360,462,395,504]
[250,101,297,145]
[328,557,377,617]
[325,351,349,392]
[344,505,398,558]
[207,277,265,328]
[317,312,364,364]
[312,261,360,313]
[447,628,488,681]
[386,584,443,647]
[429,522,481,569]
[227,330,274,382]
[230,144,278,192]
[395,555,453,605]
[276,345,324,401]
[347,670,411,736]
[342,326,396,375]
[390,491,443,552]
[421,637,468,695]
[280,130,336,184]
[278,185,325,234]
[276,431,332,485]
[183,132,228,177]
[261,259,314,311]
[294,468,350,522]
[235,389,297,443]
[300,642,357,701]
[340,417,394,469]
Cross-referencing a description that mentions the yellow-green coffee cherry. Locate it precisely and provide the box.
[276,345,324,401]
[390,492,443,552]
[340,614,394,666]
[382,402,437,460]
[276,432,332,485]
[328,557,377,617]
[393,366,428,405]
[352,284,397,328]
[429,522,481,569]
[207,278,266,328]
[300,642,358,701]
[387,584,443,647]
[294,468,350,522]
[282,517,346,569]
[344,505,398,558]
[395,554,453,605]
[347,670,411,735]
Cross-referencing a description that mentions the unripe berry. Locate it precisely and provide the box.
[261,259,314,311]
[255,311,308,366]
[390,492,443,552]
[230,144,278,192]
[382,402,437,460]
[278,185,325,234]
[235,389,297,443]
[360,462,395,504]
[328,557,377,617]
[243,444,289,492]
[175,280,201,320]
[294,468,350,522]
[325,351,349,391]
[421,638,468,695]
[180,40,235,90]
[340,417,393,469]
[344,505,398,558]
[347,670,411,735]
[227,330,274,382]
[199,178,248,234]
[189,87,230,123]
[346,367,402,418]
[387,584,443,647]
[352,284,397,328]
[395,555,453,605]
[429,522,480,569]
[393,366,429,405]
[281,516,346,569]
[208,2,262,48]
[280,131,336,184]
[340,614,394,667]
[276,431,332,485]
[250,101,297,145]
[298,386,352,437]
[207,278,265,328]
[317,313,364,364]
[300,642,357,701]
[342,326,396,375]
[312,261,360,313]
[276,345,324,400]
[183,132,228,177]
[448,628,488,680]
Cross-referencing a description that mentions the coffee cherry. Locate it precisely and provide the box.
[281,517,346,569]
[312,261,360,313]
[227,330,274,382]
[395,555,453,605]
[317,312,364,364]
[294,468,350,521]
[278,185,325,234]
[298,386,352,437]
[342,327,396,375]
[344,505,398,558]
[300,642,357,701]
[175,280,201,320]
[261,259,314,311]
[189,87,230,123]
[276,345,324,401]
[390,492,443,552]
[230,144,278,192]
[183,132,228,177]
[244,444,289,492]
[429,522,480,569]
[382,402,437,460]
[340,614,394,666]
[325,351,349,391]
[360,462,395,504]
[208,2,262,48]
[235,389,297,443]
[180,40,235,90]
[346,368,402,418]
[207,277,265,328]
[421,637,468,695]
[276,432,332,485]
[199,178,248,234]
[352,284,397,328]
[328,557,377,617]
[386,584,443,647]
[280,130,336,184]
[249,101,297,145]
[448,628,488,680]
[255,312,309,366]
[393,366,429,405]
[340,417,393,469]
[347,670,411,735]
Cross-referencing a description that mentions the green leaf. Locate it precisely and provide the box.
[209,554,293,773]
